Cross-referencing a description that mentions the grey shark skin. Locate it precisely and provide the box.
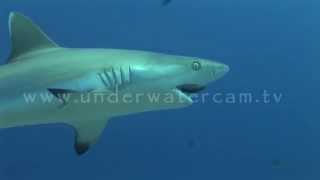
[0,12,229,155]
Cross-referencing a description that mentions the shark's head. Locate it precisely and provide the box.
[165,56,229,94]
[126,53,229,110]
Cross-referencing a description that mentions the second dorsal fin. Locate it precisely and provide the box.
[8,12,59,61]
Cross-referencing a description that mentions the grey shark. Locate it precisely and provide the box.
[0,12,229,155]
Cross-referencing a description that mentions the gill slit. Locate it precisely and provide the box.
[98,66,134,90]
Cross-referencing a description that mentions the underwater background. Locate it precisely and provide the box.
[0,0,319,179]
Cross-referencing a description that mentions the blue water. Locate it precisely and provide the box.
[0,0,319,179]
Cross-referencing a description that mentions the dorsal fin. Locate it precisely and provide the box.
[8,12,59,61]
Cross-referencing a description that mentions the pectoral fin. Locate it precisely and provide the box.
[71,117,110,156]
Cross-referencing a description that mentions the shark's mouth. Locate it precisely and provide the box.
[176,84,206,94]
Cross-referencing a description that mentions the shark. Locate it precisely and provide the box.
[0,12,229,155]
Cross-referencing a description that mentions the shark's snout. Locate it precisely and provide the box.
[213,64,229,80]
[174,62,229,96]
[209,62,229,81]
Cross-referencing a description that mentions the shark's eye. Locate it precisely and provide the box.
[192,61,202,71]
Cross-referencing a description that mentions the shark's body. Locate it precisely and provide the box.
[0,12,229,155]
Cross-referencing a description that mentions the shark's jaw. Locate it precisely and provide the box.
[176,84,206,94]
[173,84,207,104]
